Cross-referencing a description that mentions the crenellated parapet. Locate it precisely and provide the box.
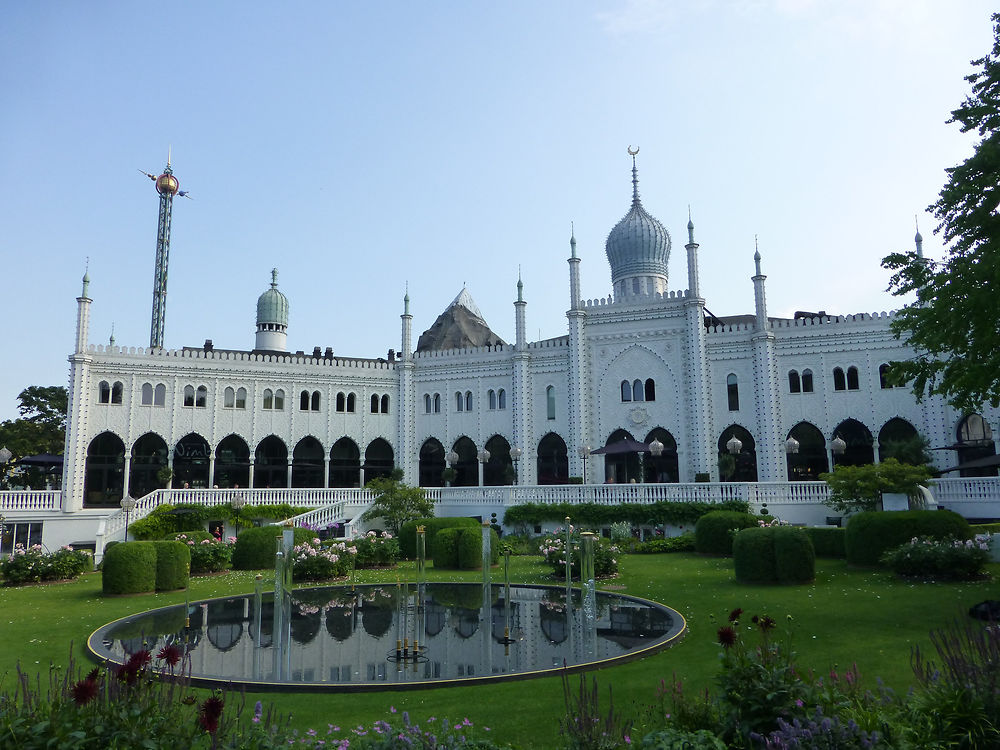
[581,289,692,309]
[86,345,396,370]
[412,343,511,360]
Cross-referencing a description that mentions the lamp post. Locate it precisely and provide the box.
[120,496,137,541]
[577,445,591,484]
[509,446,522,485]
[231,491,246,538]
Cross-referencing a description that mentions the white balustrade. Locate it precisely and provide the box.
[0,490,62,512]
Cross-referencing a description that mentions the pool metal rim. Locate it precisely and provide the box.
[86,582,687,693]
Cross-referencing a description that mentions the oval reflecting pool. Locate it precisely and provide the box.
[88,583,685,691]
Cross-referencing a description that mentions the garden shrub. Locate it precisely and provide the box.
[539,532,621,579]
[172,533,233,574]
[641,727,726,749]
[881,536,991,580]
[773,527,815,584]
[845,509,971,566]
[231,526,315,570]
[1,544,91,585]
[102,542,157,595]
[694,511,758,555]
[290,539,356,581]
[803,526,846,558]
[733,528,776,583]
[399,516,479,559]
[433,528,461,569]
[165,529,213,542]
[150,541,190,591]
[503,499,750,530]
[635,533,696,554]
[433,526,500,569]
[130,502,308,541]
[353,530,400,567]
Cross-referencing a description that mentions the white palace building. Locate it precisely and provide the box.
[4,155,1000,555]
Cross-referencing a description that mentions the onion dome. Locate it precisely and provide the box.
[257,268,289,327]
[605,150,670,295]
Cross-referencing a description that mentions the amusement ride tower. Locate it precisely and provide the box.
[140,153,187,349]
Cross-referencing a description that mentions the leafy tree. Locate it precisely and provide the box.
[0,386,68,489]
[820,459,935,514]
[882,14,1000,412]
[879,433,933,467]
[361,469,434,535]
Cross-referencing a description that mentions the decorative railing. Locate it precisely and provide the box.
[0,490,62,512]
[929,477,1000,505]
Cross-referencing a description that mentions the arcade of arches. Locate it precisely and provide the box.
[82,415,966,506]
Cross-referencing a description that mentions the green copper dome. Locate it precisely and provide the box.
[257,268,289,327]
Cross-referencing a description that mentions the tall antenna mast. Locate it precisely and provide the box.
[139,151,188,349]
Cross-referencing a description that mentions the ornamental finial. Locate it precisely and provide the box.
[271,268,279,288]
[627,146,640,204]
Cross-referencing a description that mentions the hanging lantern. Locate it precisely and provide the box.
[784,437,800,454]
[726,435,743,455]
[830,436,847,455]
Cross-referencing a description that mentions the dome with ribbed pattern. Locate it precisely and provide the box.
[605,161,670,285]
[256,268,289,327]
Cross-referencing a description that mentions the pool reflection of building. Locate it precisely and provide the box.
[94,584,681,689]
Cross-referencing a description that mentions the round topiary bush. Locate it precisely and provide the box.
[434,526,500,570]
[695,511,759,555]
[733,527,776,583]
[803,527,846,558]
[102,542,157,595]
[151,540,190,591]
[845,509,972,566]
[433,527,461,568]
[773,527,815,584]
[232,526,316,570]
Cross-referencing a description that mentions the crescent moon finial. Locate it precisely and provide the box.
[627,145,639,156]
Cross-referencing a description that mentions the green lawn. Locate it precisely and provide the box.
[1,554,997,749]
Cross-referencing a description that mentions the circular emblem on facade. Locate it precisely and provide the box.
[629,407,649,426]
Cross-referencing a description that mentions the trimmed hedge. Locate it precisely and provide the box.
[803,527,846,558]
[163,529,214,542]
[130,502,309,541]
[733,527,815,584]
[845,509,972,566]
[399,517,480,559]
[694,511,759,555]
[503,499,751,528]
[232,526,317,570]
[150,541,190,591]
[102,542,158,595]
[433,526,501,569]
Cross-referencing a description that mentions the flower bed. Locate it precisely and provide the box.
[881,535,991,580]
[171,533,234,575]
[1,544,91,585]
[539,528,620,579]
[291,538,357,581]
[353,531,400,568]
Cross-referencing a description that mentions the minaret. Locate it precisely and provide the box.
[64,270,94,511]
[255,269,289,351]
[566,229,589,479]
[568,224,582,310]
[685,208,700,297]
[750,242,783,481]
[398,289,416,483]
[401,289,413,359]
[511,275,533,482]
[142,153,184,349]
[914,217,924,260]
[752,240,767,327]
[515,272,527,350]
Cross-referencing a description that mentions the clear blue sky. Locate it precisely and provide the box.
[0,1,994,422]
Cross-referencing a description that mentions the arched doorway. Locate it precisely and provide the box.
[603,429,639,484]
[419,438,446,487]
[172,433,211,488]
[330,437,361,487]
[254,436,288,488]
[483,435,513,486]
[878,418,924,464]
[832,419,874,467]
[451,437,478,487]
[643,428,678,483]
[214,435,250,488]
[84,432,125,507]
[717,425,757,482]
[363,438,394,482]
[292,437,325,488]
[956,414,998,477]
[537,433,569,485]
[786,422,828,480]
[129,433,169,498]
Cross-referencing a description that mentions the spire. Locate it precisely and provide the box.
[914,215,924,259]
[109,323,115,347]
[517,267,524,302]
[570,222,577,258]
[404,283,410,315]
[687,206,695,245]
[270,268,279,288]
[754,235,762,275]
[81,268,90,299]
[628,145,640,205]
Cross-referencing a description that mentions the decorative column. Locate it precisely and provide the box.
[751,247,783,481]
[566,230,589,479]
[62,271,94,511]
[511,279,534,483]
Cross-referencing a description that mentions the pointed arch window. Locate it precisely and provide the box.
[488,389,497,410]
[224,387,235,408]
[309,390,320,411]
[847,366,860,391]
[833,367,846,391]
[263,389,273,409]
[153,384,166,406]
[424,394,431,414]
[196,386,207,408]
[111,382,123,404]
[498,389,506,410]
[99,381,111,404]
[346,393,355,413]
[727,374,739,411]
[644,378,655,401]
[879,363,891,389]
[274,389,284,410]
[371,394,380,413]
[300,390,310,411]
[621,380,632,402]
[546,385,556,420]
[183,385,196,407]
[381,394,389,413]
[236,388,247,409]
[455,392,464,412]
[433,393,441,413]
[337,392,346,412]
[465,391,473,411]
[141,383,154,406]
[801,369,814,393]
[632,379,644,402]
[788,370,801,394]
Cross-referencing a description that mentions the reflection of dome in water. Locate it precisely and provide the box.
[540,604,568,644]
[325,606,354,642]
[453,608,479,638]
[362,603,393,638]
[424,602,447,637]
[207,599,245,651]
[290,610,321,644]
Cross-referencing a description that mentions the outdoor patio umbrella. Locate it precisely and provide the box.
[589,439,652,455]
